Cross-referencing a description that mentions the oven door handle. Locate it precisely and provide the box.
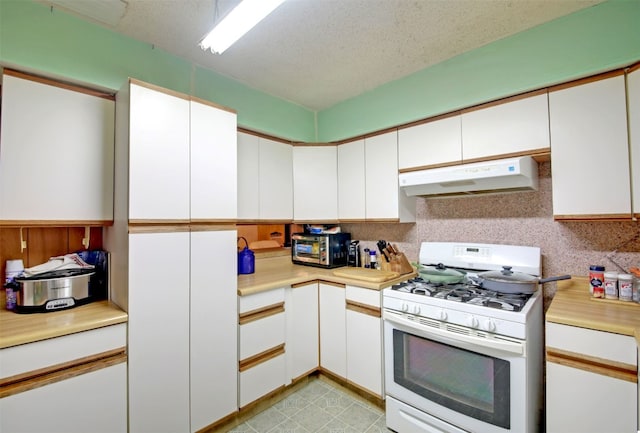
[383,311,524,356]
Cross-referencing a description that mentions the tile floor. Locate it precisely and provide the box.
[227,376,390,433]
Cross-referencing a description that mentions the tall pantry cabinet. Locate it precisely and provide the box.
[105,79,238,433]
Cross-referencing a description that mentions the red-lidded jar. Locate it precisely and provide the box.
[589,265,605,298]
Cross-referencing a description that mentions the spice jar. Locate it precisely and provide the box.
[589,265,605,298]
[604,271,618,300]
[618,274,634,302]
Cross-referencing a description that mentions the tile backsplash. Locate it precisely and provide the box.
[341,162,640,309]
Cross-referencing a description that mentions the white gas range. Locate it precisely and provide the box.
[382,242,544,433]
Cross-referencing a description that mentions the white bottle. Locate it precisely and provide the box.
[604,271,618,300]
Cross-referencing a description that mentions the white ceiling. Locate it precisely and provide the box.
[39,0,605,111]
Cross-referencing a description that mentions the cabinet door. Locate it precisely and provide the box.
[319,282,346,378]
[0,363,127,433]
[337,139,366,220]
[365,131,413,221]
[128,232,190,433]
[190,101,237,221]
[346,286,382,397]
[190,230,238,432]
[129,83,190,220]
[546,362,637,433]
[549,75,631,218]
[398,115,462,170]
[0,73,114,222]
[628,67,640,218]
[237,132,260,220]
[293,146,338,221]
[461,92,550,161]
[287,282,319,381]
[260,138,293,220]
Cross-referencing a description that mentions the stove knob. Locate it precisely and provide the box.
[467,315,479,328]
[401,303,409,312]
[484,319,497,332]
[437,309,448,321]
[412,305,421,315]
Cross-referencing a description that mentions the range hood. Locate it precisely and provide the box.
[399,156,538,197]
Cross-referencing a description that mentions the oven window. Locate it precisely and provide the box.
[393,329,510,429]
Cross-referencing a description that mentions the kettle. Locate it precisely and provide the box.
[237,237,255,275]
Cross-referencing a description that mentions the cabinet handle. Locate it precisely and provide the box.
[0,348,127,398]
[546,347,637,383]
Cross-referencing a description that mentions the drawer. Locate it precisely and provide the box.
[546,322,637,364]
[239,352,286,408]
[239,287,286,313]
[240,312,285,360]
[0,323,126,379]
[346,285,380,308]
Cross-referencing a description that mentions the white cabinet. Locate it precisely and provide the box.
[337,139,366,220]
[627,66,640,219]
[319,282,347,378]
[337,133,416,222]
[549,74,631,219]
[461,92,550,161]
[108,79,238,432]
[237,132,293,221]
[345,285,383,397]
[365,131,415,222]
[293,145,338,221]
[287,282,319,381]
[239,288,287,408]
[128,82,237,221]
[190,99,237,220]
[128,83,191,221]
[0,324,127,433]
[398,114,462,170]
[128,232,191,433]
[190,230,238,431]
[545,322,638,433]
[0,71,114,223]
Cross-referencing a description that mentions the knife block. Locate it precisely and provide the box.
[381,252,414,275]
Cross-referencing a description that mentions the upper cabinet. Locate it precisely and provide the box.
[337,139,366,220]
[128,83,190,221]
[461,92,550,162]
[125,81,237,222]
[365,131,415,222]
[549,73,631,220]
[398,114,462,171]
[190,99,237,221]
[627,66,640,220]
[338,132,416,222]
[293,145,338,222]
[0,71,115,224]
[237,132,293,221]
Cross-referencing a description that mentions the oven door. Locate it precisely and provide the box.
[383,310,527,433]
[291,235,322,265]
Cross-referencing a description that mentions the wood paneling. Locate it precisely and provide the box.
[0,227,103,280]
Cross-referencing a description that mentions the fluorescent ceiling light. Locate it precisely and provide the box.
[200,0,286,55]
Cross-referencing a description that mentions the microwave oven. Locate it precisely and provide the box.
[291,233,350,268]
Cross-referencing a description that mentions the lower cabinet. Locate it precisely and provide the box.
[345,285,384,397]
[0,324,127,433]
[127,230,238,432]
[545,321,638,433]
[319,282,347,378]
[287,282,319,381]
[318,282,383,398]
[239,287,287,408]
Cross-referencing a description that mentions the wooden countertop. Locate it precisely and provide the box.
[546,277,640,343]
[238,256,417,296]
[0,300,128,349]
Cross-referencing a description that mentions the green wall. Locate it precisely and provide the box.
[2,0,640,143]
[0,0,316,141]
[317,0,640,142]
